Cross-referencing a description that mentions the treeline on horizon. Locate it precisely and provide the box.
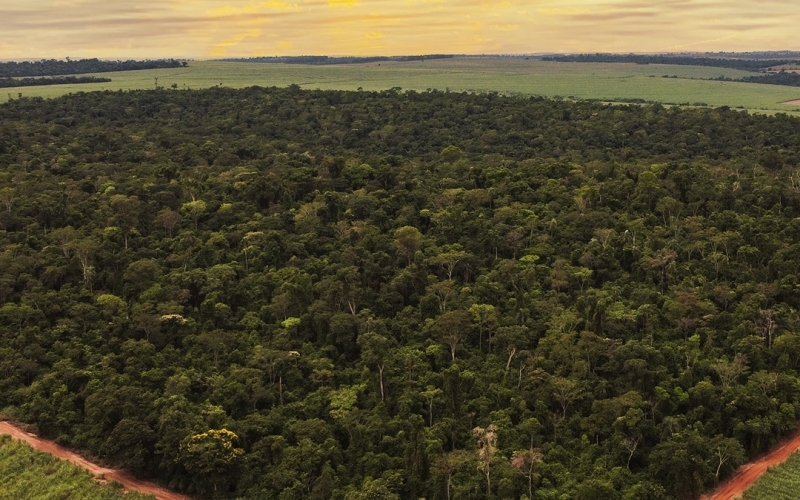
[2,86,800,500]
[543,53,798,71]
[0,75,111,89]
[0,58,186,78]
[218,55,455,65]
[741,70,800,87]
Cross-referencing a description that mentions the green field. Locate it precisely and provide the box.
[742,452,800,500]
[0,435,152,500]
[2,58,799,114]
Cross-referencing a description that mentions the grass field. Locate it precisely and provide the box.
[2,58,800,115]
[0,434,152,500]
[741,451,800,500]
[744,453,800,500]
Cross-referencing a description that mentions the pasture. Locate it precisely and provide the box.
[2,58,800,114]
[742,451,800,500]
[0,434,152,500]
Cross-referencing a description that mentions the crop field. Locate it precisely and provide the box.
[0,434,152,500]
[742,452,800,500]
[2,58,800,114]
[744,453,800,500]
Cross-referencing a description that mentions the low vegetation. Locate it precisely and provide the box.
[2,59,799,116]
[545,53,800,90]
[219,55,455,65]
[742,452,800,500]
[0,434,152,500]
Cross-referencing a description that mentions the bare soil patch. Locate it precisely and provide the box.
[784,99,800,105]
[701,425,800,500]
[0,420,192,500]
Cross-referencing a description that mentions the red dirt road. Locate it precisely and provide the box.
[701,426,800,500]
[0,420,192,500]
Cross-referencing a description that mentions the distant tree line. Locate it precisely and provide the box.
[220,55,455,65]
[741,70,800,87]
[0,58,185,78]
[543,53,797,71]
[0,76,111,89]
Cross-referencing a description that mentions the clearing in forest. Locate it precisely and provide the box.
[701,427,800,500]
[740,451,800,500]
[0,421,190,500]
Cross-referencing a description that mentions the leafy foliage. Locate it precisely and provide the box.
[1,87,800,499]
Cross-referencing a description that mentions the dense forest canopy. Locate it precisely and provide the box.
[1,87,800,499]
[0,59,185,78]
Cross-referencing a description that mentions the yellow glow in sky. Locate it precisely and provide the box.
[1,0,798,59]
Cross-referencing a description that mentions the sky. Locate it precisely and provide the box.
[1,0,799,60]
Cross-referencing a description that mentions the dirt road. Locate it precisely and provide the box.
[0,420,192,500]
[701,426,800,500]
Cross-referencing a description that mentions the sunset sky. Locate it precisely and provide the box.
[1,0,798,60]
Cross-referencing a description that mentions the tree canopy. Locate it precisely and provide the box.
[1,86,800,499]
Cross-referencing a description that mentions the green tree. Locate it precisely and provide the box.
[181,199,207,230]
[434,449,472,500]
[512,446,543,500]
[394,226,423,266]
[180,428,244,494]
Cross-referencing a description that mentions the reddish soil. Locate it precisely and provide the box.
[701,426,800,500]
[784,99,800,106]
[0,420,192,500]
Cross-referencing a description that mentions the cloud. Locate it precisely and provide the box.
[208,5,241,16]
[260,1,296,9]
[208,1,297,16]
[539,8,588,16]
[0,0,799,59]
[210,29,263,57]
[328,0,358,7]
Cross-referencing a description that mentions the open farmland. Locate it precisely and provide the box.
[0,434,153,500]
[742,452,800,500]
[2,58,800,114]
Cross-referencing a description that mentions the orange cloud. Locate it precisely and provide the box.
[210,29,262,57]
[0,0,799,59]
[328,0,358,7]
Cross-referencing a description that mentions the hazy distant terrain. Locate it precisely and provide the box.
[2,59,799,114]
